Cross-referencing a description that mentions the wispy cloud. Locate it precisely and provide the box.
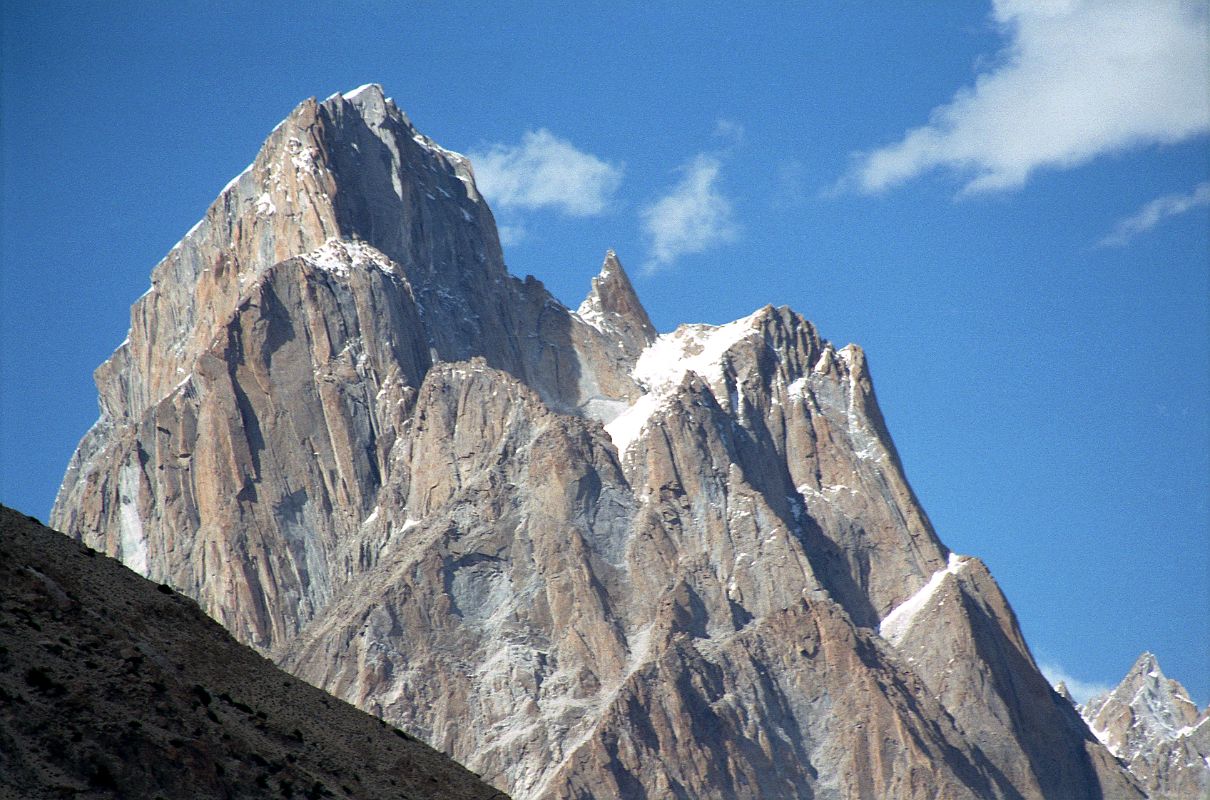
[713,119,745,147]
[848,0,1209,194]
[1099,181,1210,247]
[469,129,622,216]
[496,223,526,247]
[641,154,738,272]
[1039,661,1114,705]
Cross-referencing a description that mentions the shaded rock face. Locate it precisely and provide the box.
[0,506,508,800]
[53,85,1142,799]
[1079,653,1210,799]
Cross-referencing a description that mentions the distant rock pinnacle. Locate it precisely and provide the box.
[576,250,656,364]
[1082,652,1209,798]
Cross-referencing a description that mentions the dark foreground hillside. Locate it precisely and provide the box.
[0,505,507,800]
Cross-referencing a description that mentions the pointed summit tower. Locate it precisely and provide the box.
[1081,653,1209,797]
[576,250,657,359]
[1084,652,1205,757]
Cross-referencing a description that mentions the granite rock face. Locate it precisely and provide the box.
[1080,653,1210,799]
[52,85,635,649]
[0,506,507,800]
[54,85,1143,799]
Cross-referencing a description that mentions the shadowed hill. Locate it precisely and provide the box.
[0,505,509,800]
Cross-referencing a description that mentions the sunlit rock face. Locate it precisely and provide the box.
[54,85,1143,800]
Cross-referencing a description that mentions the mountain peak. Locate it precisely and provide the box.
[1080,650,1207,791]
[52,85,1149,800]
[344,82,385,101]
[323,83,388,109]
[1127,650,1160,677]
[1108,652,1187,705]
[576,250,656,354]
[1091,651,1198,721]
[328,83,408,129]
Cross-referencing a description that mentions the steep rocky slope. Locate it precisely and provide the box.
[53,84,1143,799]
[0,505,507,800]
[1080,653,1210,799]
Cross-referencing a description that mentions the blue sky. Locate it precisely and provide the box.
[2,1,1207,704]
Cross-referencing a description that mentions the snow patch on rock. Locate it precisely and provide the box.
[605,310,763,454]
[633,312,760,393]
[879,553,968,647]
[604,393,662,455]
[117,462,149,577]
[300,239,398,278]
[344,83,380,100]
[575,302,608,335]
[255,192,276,217]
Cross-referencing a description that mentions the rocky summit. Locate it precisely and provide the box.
[1078,653,1210,799]
[53,84,1145,798]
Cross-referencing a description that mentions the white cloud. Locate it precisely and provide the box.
[496,223,526,247]
[468,129,622,216]
[713,118,746,146]
[1099,181,1210,246]
[850,0,1210,194]
[641,155,739,271]
[1039,661,1114,705]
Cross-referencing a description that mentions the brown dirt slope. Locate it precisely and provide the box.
[0,504,508,800]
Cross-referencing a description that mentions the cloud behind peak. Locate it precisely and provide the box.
[641,154,739,272]
[469,129,622,216]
